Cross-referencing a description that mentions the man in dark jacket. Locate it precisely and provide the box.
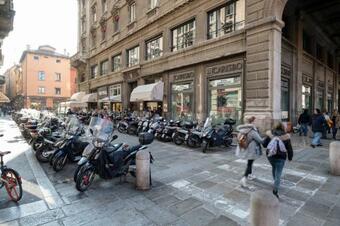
[298,109,311,136]
[311,108,326,148]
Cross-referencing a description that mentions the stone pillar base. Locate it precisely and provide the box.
[243,112,277,133]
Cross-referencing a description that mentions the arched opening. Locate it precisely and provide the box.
[280,0,340,123]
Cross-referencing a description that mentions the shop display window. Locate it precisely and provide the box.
[171,83,193,120]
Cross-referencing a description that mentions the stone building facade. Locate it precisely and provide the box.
[72,0,340,130]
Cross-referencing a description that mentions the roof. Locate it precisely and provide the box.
[19,46,69,63]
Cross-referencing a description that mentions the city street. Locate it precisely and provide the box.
[0,117,339,226]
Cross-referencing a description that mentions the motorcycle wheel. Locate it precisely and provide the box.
[224,133,238,147]
[187,136,201,148]
[52,154,68,172]
[202,141,209,153]
[76,168,95,192]
[73,165,83,183]
[118,126,126,134]
[128,126,137,136]
[35,147,50,163]
[32,140,43,151]
[173,133,184,145]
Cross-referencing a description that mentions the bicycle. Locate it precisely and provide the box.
[0,135,23,202]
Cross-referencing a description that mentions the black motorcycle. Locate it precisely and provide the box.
[172,121,197,145]
[117,117,139,135]
[50,116,88,172]
[75,117,154,192]
[158,120,181,142]
[201,118,237,153]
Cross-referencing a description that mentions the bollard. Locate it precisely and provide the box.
[330,142,340,176]
[136,150,151,190]
[250,190,280,226]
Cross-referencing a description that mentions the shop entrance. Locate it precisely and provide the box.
[171,82,194,120]
[302,85,312,112]
[208,77,242,125]
[281,78,290,121]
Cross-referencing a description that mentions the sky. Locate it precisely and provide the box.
[0,0,78,74]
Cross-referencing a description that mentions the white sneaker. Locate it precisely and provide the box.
[240,177,248,188]
[247,174,256,181]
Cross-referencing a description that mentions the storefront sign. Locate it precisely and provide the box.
[302,75,312,85]
[97,86,108,98]
[206,61,243,77]
[173,71,194,82]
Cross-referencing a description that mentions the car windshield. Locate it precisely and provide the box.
[89,117,113,141]
[66,116,81,135]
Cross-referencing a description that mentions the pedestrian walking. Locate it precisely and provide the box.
[311,108,326,148]
[263,122,293,199]
[323,110,332,138]
[236,116,263,188]
[298,109,311,136]
[331,109,340,139]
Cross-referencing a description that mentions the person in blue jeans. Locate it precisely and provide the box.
[263,122,293,199]
[311,108,326,148]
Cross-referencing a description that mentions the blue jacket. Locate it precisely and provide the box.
[312,114,326,132]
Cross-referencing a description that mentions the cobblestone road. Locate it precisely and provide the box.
[0,117,339,226]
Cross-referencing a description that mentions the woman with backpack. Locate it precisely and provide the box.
[236,116,263,188]
[263,122,293,199]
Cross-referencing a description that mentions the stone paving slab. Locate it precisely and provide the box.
[1,118,340,226]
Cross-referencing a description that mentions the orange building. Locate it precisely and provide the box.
[20,45,77,109]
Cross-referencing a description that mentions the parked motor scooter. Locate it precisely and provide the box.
[201,117,237,153]
[74,117,154,192]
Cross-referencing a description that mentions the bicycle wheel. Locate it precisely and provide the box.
[2,168,23,202]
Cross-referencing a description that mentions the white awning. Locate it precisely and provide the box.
[98,95,121,103]
[81,93,98,103]
[70,92,86,101]
[130,82,164,102]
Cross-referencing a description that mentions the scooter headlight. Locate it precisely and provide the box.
[93,140,105,148]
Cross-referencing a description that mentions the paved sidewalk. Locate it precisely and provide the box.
[0,118,339,226]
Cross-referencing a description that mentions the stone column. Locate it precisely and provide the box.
[122,81,129,110]
[295,15,304,114]
[244,18,284,132]
[196,65,205,123]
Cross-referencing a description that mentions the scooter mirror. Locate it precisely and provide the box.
[89,128,93,135]
[112,135,118,140]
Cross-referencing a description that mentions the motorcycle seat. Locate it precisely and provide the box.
[125,144,142,154]
[106,143,123,153]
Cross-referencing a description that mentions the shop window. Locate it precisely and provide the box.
[127,46,139,67]
[128,2,136,23]
[109,84,121,97]
[171,20,195,51]
[281,78,290,121]
[327,93,333,113]
[171,83,193,120]
[55,88,61,95]
[90,64,98,79]
[316,90,324,111]
[302,85,312,112]
[38,71,45,81]
[112,54,121,72]
[327,53,334,69]
[100,59,109,75]
[207,1,237,39]
[303,31,312,55]
[146,36,163,60]
[208,77,242,124]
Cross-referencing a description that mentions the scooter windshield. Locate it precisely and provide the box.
[90,117,114,142]
[66,116,81,135]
